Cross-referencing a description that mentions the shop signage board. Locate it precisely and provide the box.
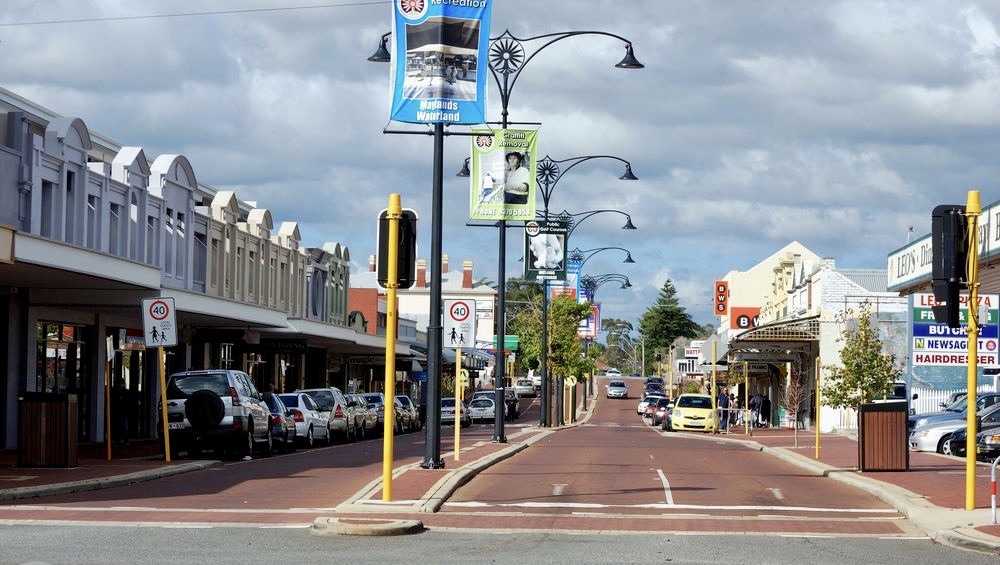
[911,292,999,366]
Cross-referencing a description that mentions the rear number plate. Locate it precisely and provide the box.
[168,422,185,429]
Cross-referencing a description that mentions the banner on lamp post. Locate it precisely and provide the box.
[523,220,567,281]
[389,0,492,124]
[469,128,538,221]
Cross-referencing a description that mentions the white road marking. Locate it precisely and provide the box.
[0,504,337,514]
[0,476,38,482]
[442,501,898,513]
[656,469,675,506]
[552,484,567,496]
[768,488,785,501]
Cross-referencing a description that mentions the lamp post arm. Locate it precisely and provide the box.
[488,29,640,126]
[536,155,634,215]
[557,209,636,237]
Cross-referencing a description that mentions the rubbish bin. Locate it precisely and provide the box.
[18,392,78,467]
[858,402,908,472]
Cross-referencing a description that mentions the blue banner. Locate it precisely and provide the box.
[390,0,491,124]
[912,323,999,338]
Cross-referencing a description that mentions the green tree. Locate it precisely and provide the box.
[548,296,595,382]
[821,301,903,411]
[639,279,700,359]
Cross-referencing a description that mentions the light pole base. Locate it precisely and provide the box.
[491,436,507,444]
[420,458,445,469]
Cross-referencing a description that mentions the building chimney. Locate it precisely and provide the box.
[416,259,427,288]
[369,255,376,272]
[462,260,473,289]
[443,254,449,273]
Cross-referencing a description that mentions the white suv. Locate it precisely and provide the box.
[161,369,272,459]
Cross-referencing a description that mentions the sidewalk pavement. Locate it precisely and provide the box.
[1,408,999,554]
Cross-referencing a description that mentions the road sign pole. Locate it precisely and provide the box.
[158,346,171,462]
[965,190,981,511]
[455,348,462,461]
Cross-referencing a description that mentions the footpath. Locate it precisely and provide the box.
[1,405,998,554]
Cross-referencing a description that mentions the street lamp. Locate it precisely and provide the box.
[480,29,642,439]
[580,273,632,295]
[530,155,637,428]
[568,246,635,270]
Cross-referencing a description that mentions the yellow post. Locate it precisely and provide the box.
[455,349,462,461]
[158,346,171,462]
[815,356,821,460]
[965,190,981,510]
[711,341,718,433]
[668,347,674,400]
[382,194,402,502]
[744,361,749,436]
[105,337,112,461]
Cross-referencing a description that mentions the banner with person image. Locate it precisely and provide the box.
[523,220,568,281]
[468,128,538,220]
[390,0,491,124]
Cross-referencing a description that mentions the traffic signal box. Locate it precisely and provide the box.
[377,208,417,289]
[931,204,968,328]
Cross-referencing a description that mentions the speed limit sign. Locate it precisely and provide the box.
[443,299,476,350]
[142,297,177,347]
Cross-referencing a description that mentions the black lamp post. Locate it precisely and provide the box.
[569,247,635,406]
[532,155,637,428]
[482,29,642,440]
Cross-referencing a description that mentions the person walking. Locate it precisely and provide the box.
[718,387,730,432]
[110,378,131,447]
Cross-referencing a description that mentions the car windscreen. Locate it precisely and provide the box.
[441,398,456,407]
[303,390,334,410]
[168,373,230,398]
[677,396,712,409]
[278,394,299,408]
[609,381,625,387]
[362,394,382,405]
[470,400,492,408]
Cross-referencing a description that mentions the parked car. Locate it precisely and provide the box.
[515,379,536,397]
[441,397,472,427]
[475,388,520,419]
[468,397,499,422]
[531,373,542,390]
[659,399,676,431]
[348,393,379,438]
[644,382,665,396]
[909,393,1000,433]
[637,394,666,415]
[670,393,719,433]
[160,369,272,459]
[278,392,331,448]
[942,403,1000,457]
[652,397,673,426]
[605,380,629,399]
[606,368,622,377]
[975,427,1000,461]
[645,376,664,386]
[297,387,355,442]
[262,392,297,453]
[395,395,421,432]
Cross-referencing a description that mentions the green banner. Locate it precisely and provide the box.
[469,128,538,221]
[913,307,999,324]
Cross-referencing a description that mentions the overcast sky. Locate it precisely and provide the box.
[3,0,1000,333]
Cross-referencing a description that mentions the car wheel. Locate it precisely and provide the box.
[260,429,273,457]
[938,435,953,455]
[357,422,366,441]
[238,420,254,458]
[302,426,314,448]
[349,422,358,443]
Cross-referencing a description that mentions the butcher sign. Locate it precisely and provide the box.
[141,297,177,348]
[443,299,476,350]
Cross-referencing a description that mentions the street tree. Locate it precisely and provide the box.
[639,278,700,364]
[821,301,903,412]
[548,295,595,384]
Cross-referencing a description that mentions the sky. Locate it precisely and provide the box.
[3,0,1000,335]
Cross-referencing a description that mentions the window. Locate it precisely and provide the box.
[40,180,54,238]
[109,204,122,255]
[175,212,185,277]
[86,195,98,249]
[64,170,76,243]
[146,215,159,264]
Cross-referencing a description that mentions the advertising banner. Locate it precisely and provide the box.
[390,0,491,124]
[523,220,567,281]
[729,306,760,331]
[911,292,1000,366]
[469,128,538,220]
[578,304,601,338]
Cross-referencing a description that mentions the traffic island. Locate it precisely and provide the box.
[311,517,424,536]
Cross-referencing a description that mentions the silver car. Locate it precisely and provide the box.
[605,380,629,399]
[910,403,1000,455]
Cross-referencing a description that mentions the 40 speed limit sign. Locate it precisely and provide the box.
[142,297,177,347]
[443,299,476,350]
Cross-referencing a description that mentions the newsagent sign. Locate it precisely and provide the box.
[912,292,999,366]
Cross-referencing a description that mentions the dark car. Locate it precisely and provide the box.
[396,395,422,432]
[262,392,297,453]
[945,403,1000,458]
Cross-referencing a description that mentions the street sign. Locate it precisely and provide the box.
[911,292,999,366]
[141,297,177,347]
[444,299,476,350]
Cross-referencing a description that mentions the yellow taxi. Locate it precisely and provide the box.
[669,393,718,433]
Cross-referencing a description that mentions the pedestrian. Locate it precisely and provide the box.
[718,387,730,431]
[750,392,762,428]
[110,378,130,447]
